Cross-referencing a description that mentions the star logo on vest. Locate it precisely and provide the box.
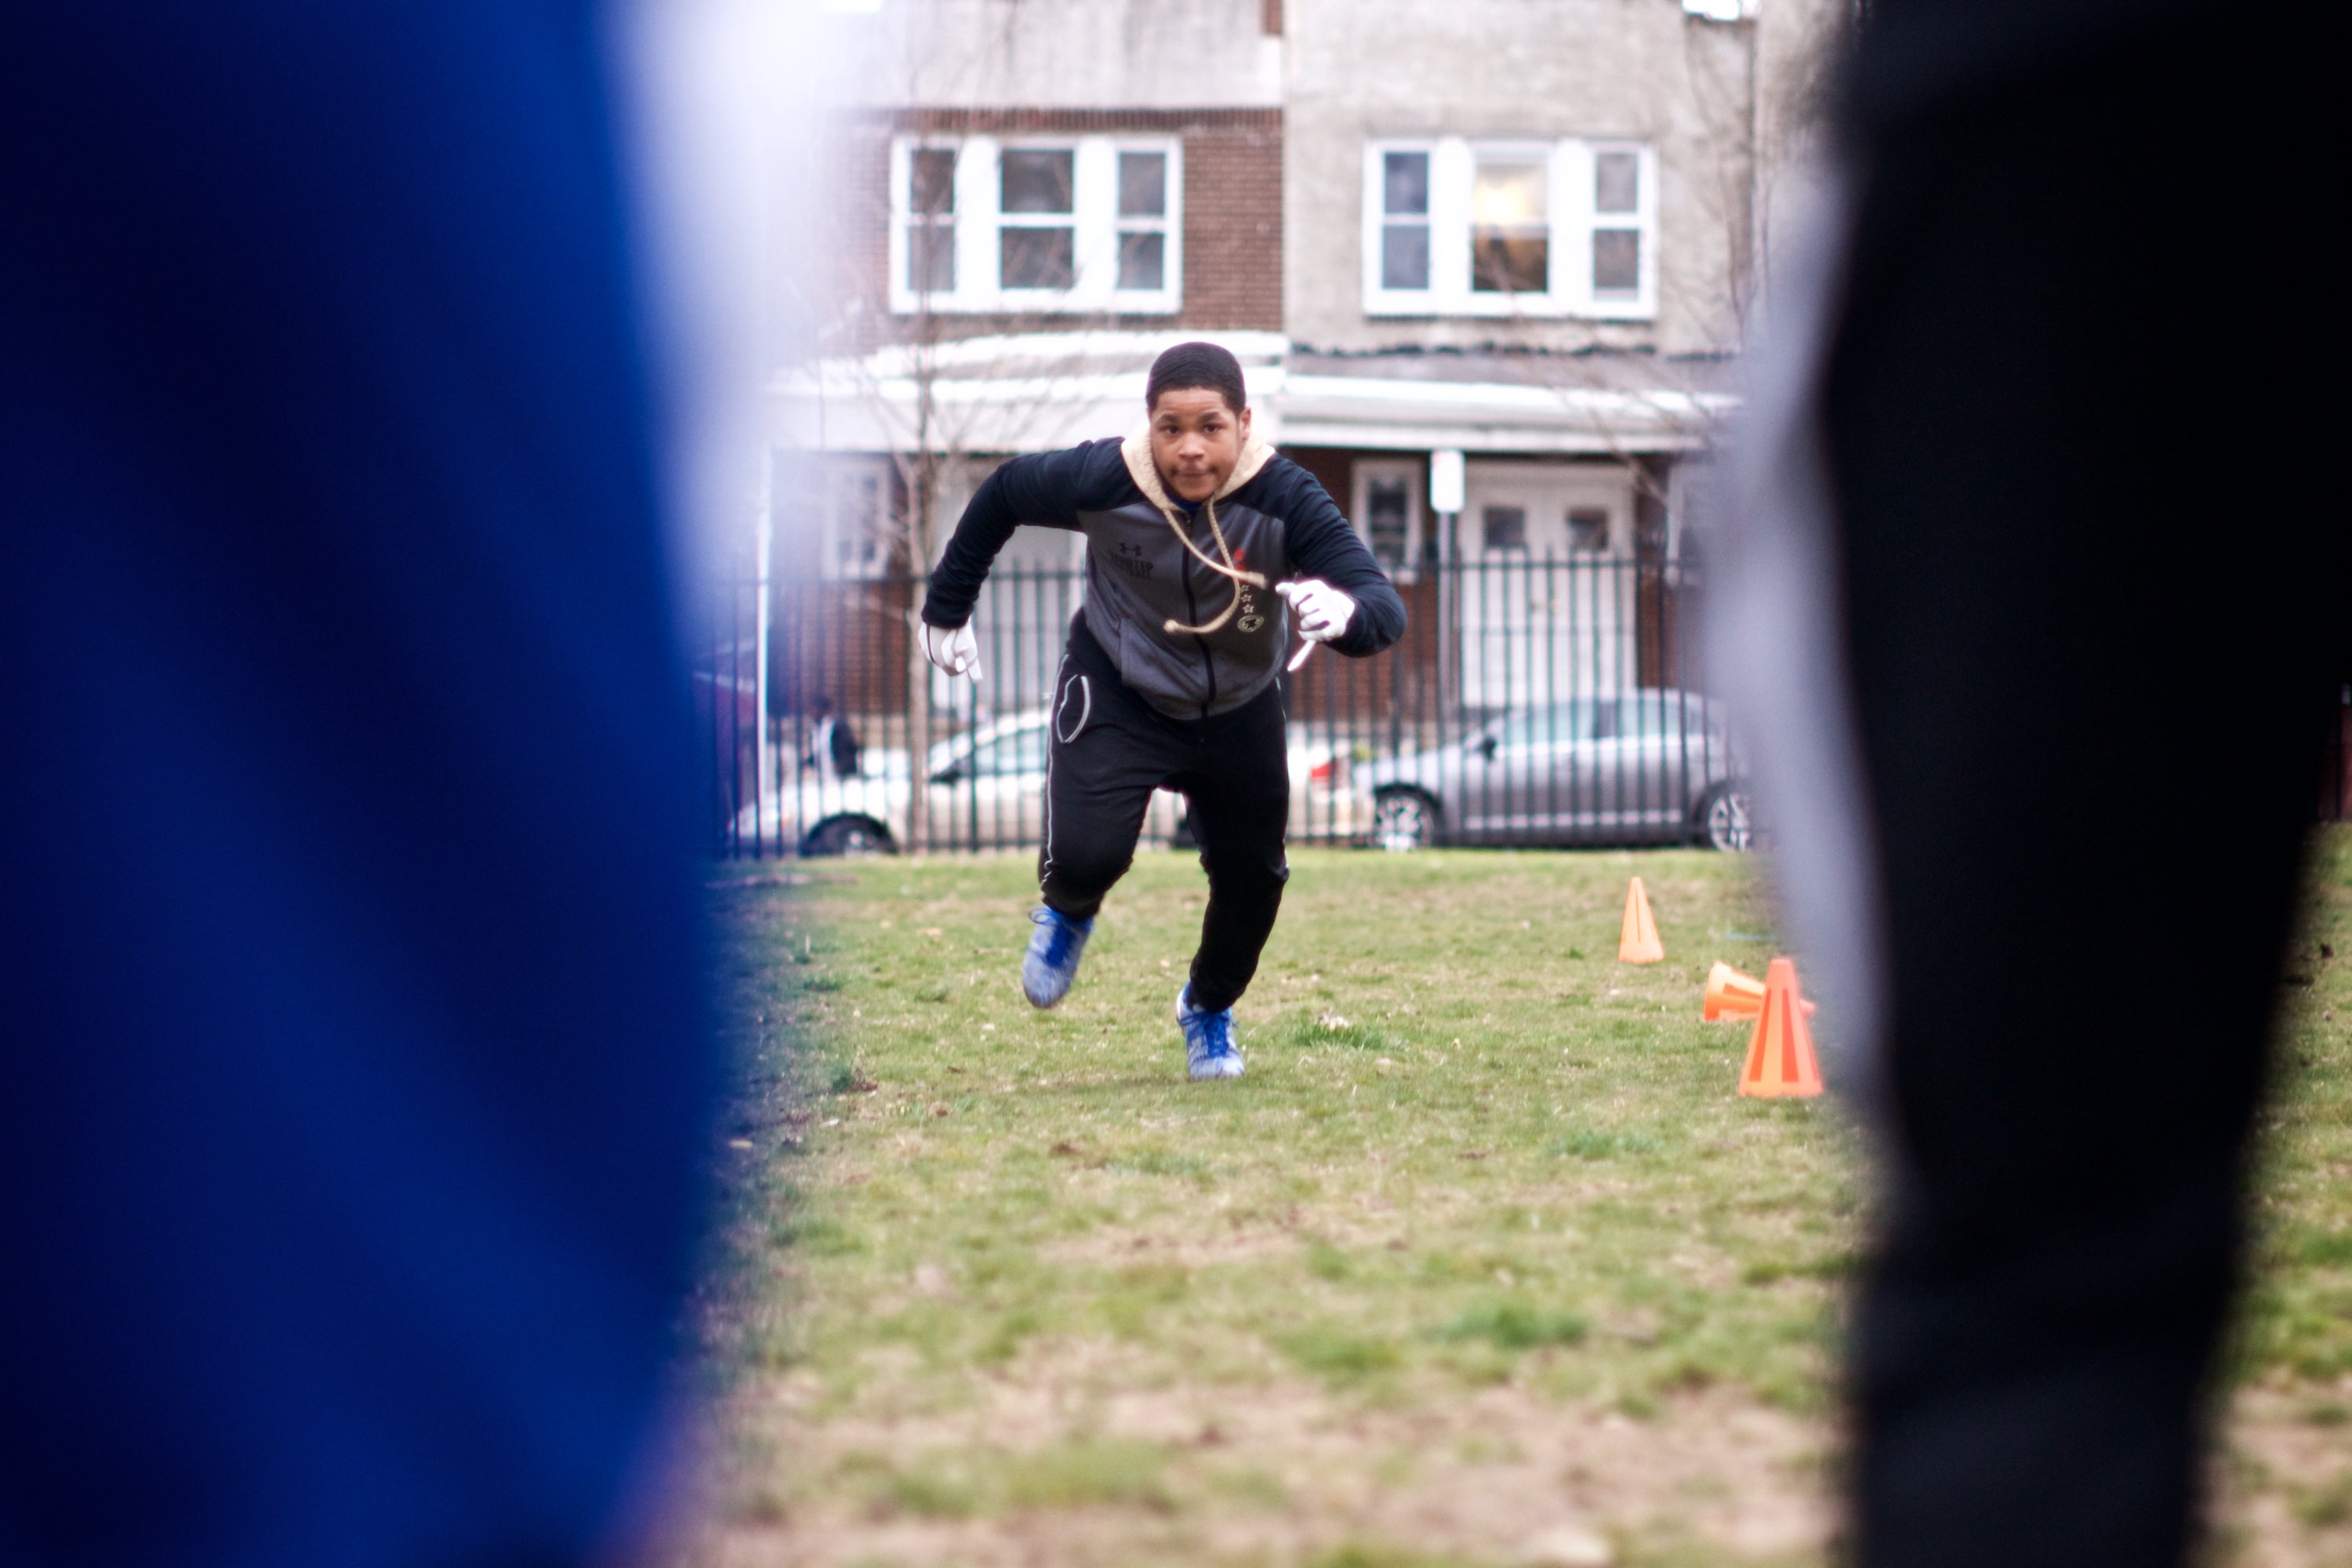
[1229,549,1265,633]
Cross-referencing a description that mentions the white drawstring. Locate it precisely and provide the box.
[1155,493,1266,636]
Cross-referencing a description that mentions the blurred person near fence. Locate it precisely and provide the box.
[0,4,722,1565]
[1720,2,2345,1563]
[804,694,863,780]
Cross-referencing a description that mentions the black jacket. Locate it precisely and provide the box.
[923,430,1406,720]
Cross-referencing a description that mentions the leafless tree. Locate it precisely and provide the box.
[804,113,1120,851]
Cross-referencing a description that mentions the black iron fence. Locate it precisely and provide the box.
[699,573,2352,859]
[699,555,1773,858]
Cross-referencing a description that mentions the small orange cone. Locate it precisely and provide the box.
[1738,957,1823,1098]
[1704,960,1818,1022]
[1617,876,1664,964]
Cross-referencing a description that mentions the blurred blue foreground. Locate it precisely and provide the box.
[0,5,716,1566]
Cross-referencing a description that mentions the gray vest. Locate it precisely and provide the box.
[1076,499,1292,720]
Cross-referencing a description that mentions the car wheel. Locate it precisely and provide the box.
[804,816,895,858]
[1370,789,1436,852]
[1695,783,1754,853]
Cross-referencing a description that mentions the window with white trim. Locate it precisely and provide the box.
[1362,138,1657,318]
[819,459,892,579]
[1351,459,1426,581]
[906,147,956,295]
[891,135,1181,314]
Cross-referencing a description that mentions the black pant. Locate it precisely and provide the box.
[1040,617,1289,1014]
[1824,11,2343,1565]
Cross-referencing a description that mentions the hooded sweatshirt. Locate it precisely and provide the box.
[922,428,1407,720]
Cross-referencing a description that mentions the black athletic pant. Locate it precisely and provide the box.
[1039,615,1288,1014]
[1824,11,2343,1564]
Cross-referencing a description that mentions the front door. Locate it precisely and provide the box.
[1457,462,1636,713]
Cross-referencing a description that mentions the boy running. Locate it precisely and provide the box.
[920,342,1406,1080]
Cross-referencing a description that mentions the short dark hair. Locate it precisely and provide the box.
[1145,341,1246,415]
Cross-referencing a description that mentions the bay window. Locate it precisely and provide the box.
[1362,137,1657,318]
[890,135,1182,314]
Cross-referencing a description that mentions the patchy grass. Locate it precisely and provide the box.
[682,830,2352,1568]
[2209,827,2352,1568]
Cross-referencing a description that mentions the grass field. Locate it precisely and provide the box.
[675,833,2352,1568]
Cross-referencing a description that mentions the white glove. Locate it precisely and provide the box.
[921,622,983,683]
[1275,579,1356,670]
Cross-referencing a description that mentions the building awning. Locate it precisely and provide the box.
[1277,347,1739,455]
[766,333,1740,457]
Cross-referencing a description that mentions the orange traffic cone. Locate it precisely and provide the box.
[1739,957,1822,1098]
[1617,876,1664,964]
[1704,960,1818,1022]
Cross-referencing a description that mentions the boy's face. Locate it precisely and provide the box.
[1149,388,1250,504]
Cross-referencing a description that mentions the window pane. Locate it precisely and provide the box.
[1481,504,1527,552]
[1472,234,1548,293]
[1000,225,1075,289]
[1592,228,1640,292]
[1117,230,1164,290]
[830,471,884,573]
[910,147,956,216]
[1472,158,1546,225]
[1567,506,1609,552]
[1000,148,1074,214]
[1472,157,1548,294]
[909,224,956,293]
[1118,151,1167,217]
[1381,223,1429,289]
[1595,151,1639,215]
[1383,151,1429,216]
[1366,475,1410,568]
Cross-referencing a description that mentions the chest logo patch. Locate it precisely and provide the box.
[1110,539,1154,580]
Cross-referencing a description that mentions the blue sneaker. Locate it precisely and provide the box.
[1022,906,1093,1007]
[1177,986,1245,1080]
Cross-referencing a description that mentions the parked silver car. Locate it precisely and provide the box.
[760,709,1362,855]
[1352,691,1751,851]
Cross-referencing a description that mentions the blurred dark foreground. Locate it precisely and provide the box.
[1756,2,2347,1566]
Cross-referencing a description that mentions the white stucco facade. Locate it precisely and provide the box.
[1282,0,1837,357]
[833,0,1281,110]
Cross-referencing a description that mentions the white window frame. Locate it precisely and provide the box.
[889,134,1183,315]
[1361,137,1657,320]
[1352,458,1426,584]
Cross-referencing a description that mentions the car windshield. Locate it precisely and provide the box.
[1595,691,1694,739]
[963,724,1047,777]
[1486,693,1710,746]
[1489,702,1596,747]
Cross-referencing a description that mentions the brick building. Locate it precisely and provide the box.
[763,0,1834,724]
